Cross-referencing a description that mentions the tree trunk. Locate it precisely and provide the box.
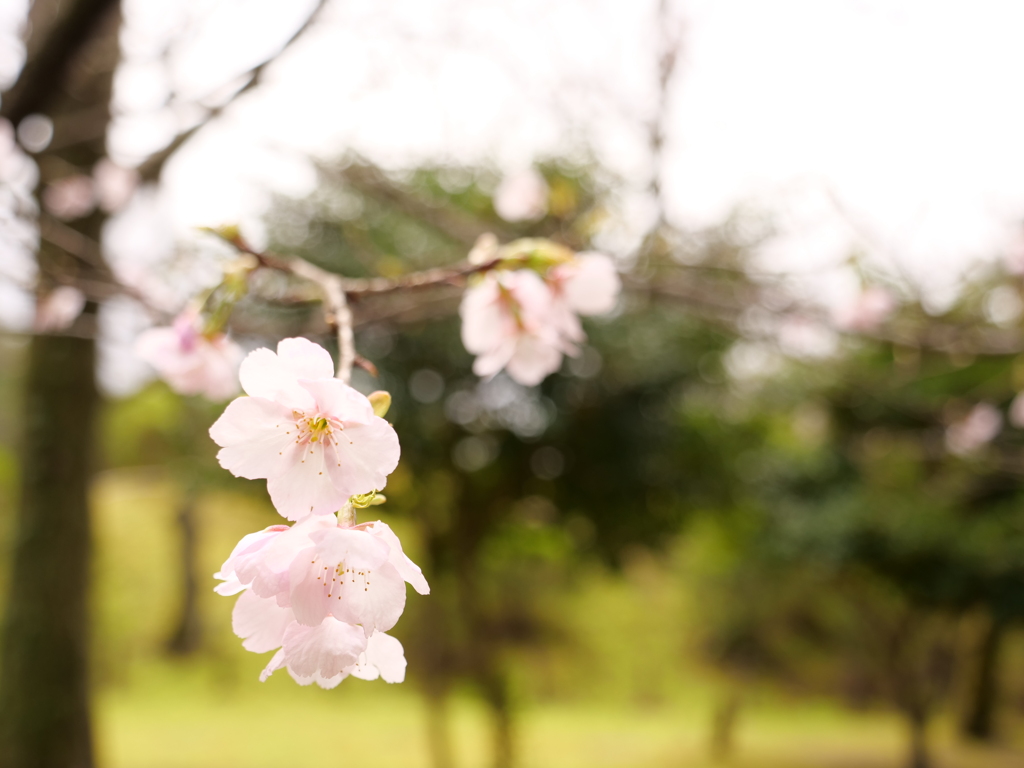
[164,487,202,656]
[0,1,121,765]
[709,690,741,762]
[906,709,930,768]
[0,335,99,768]
[961,614,1006,742]
[423,681,455,768]
[480,670,514,768]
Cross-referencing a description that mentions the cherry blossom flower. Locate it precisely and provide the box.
[260,619,407,689]
[209,338,400,520]
[493,169,548,222]
[460,270,569,386]
[218,517,425,688]
[135,309,243,400]
[460,252,620,387]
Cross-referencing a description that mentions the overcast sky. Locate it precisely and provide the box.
[4,0,1024,384]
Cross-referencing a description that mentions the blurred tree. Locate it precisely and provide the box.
[255,157,770,767]
[695,276,1024,767]
[0,2,121,765]
[0,1,329,764]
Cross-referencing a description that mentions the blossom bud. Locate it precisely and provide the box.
[368,390,392,418]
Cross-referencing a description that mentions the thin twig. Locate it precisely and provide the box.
[138,0,330,182]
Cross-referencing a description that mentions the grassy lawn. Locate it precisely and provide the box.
[97,660,1024,768]
[90,472,1024,768]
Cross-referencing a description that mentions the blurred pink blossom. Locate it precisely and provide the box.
[135,309,243,400]
[34,286,86,332]
[834,286,896,332]
[493,169,548,222]
[548,252,621,346]
[460,253,621,387]
[945,402,1002,456]
[209,338,400,520]
[92,158,139,213]
[460,270,569,386]
[42,175,95,220]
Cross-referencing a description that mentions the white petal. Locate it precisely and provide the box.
[364,631,407,683]
[366,521,430,595]
[276,337,336,378]
[238,340,329,411]
[324,418,401,498]
[505,335,563,386]
[298,378,375,424]
[210,397,294,480]
[330,561,407,634]
[287,546,331,626]
[214,578,245,596]
[259,648,287,682]
[309,528,390,572]
[348,653,380,681]
[267,441,350,520]
[283,616,367,678]
[563,253,620,316]
[232,590,294,653]
[460,277,508,355]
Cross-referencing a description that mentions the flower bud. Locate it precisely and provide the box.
[368,390,392,418]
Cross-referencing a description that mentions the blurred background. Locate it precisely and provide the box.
[4,1,1024,767]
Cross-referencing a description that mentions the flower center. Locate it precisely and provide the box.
[293,412,343,446]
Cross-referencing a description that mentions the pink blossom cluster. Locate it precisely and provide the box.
[209,338,427,687]
[136,308,243,401]
[460,252,620,386]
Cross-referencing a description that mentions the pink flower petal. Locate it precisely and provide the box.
[330,560,407,634]
[324,419,401,499]
[561,253,620,316]
[365,521,430,595]
[210,397,295,480]
[298,378,376,424]
[362,631,407,683]
[267,441,351,520]
[232,590,294,653]
[282,616,366,678]
[239,337,334,410]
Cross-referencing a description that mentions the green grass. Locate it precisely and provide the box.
[97,661,1024,768]
[89,470,1024,768]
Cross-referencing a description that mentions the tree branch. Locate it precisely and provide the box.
[137,0,331,182]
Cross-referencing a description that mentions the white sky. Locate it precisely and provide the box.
[120,0,1024,294]
[4,0,1024,383]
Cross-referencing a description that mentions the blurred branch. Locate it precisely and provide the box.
[648,0,686,224]
[324,161,518,246]
[39,213,169,318]
[137,0,331,182]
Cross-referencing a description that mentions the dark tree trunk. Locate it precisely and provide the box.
[906,709,930,768]
[480,669,514,768]
[709,690,741,762]
[961,614,1007,742]
[0,1,121,766]
[165,487,203,656]
[0,335,98,768]
[423,681,455,768]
